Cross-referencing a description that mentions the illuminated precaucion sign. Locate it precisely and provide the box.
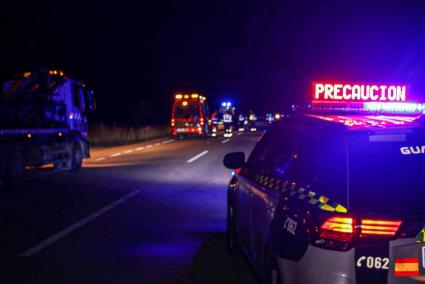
[314,83,407,102]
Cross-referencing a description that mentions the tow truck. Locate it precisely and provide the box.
[0,68,95,190]
[224,82,425,284]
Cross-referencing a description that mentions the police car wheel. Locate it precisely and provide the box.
[265,257,282,284]
[226,204,237,255]
[71,144,83,172]
[4,150,25,190]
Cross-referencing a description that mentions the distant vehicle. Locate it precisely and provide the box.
[222,112,233,138]
[237,114,248,132]
[220,100,235,138]
[210,111,224,138]
[171,93,209,139]
[266,112,283,124]
[223,83,425,284]
[0,68,95,190]
[246,112,269,133]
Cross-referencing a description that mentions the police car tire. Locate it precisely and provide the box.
[70,144,83,172]
[4,150,25,191]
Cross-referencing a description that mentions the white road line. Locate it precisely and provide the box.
[187,150,209,163]
[110,153,122,157]
[19,190,142,257]
[154,143,160,146]
[124,150,133,154]
[95,157,106,161]
[161,139,175,144]
[146,145,153,148]
[221,138,230,144]
[136,147,144,151]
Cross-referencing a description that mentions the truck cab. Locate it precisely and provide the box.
[0,68,95,190]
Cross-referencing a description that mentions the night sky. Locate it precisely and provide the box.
[2,0,425,125]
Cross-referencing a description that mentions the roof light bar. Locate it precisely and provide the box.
[363,102,425,114]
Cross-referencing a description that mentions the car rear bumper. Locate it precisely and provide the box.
[277,239,425,284]
[277,245,356,284]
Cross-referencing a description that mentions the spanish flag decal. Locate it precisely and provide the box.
[394,258,420,277]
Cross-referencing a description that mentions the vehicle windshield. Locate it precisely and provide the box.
[3,80,30,96]
[3,77,62,98]
[348,130,425,217]
[173,100,200,119]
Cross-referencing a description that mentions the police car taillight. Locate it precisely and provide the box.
[317,216,403,250]
[359,219,402,237]
[320,216,355,243]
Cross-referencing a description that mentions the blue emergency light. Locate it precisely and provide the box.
[221,101,232,108]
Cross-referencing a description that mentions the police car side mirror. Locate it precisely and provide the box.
[223,152,245,169]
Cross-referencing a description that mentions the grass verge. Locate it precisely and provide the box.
[89,124,170,147]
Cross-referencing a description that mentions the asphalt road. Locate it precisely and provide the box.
[0,134,258,283]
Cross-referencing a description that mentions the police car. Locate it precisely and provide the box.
[223,83,425,284]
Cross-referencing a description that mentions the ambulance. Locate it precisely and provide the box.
[171,93,209,138]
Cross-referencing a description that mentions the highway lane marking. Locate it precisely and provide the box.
[93,138,175,160]
[187,150,209,163]
[19,190,142,257]
[221,138,230,144]
[161,139,175,144]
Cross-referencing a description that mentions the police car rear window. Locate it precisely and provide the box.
[348,130,425,216]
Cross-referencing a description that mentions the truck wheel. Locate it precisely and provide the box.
[4,150,25,190]
[71,144,83,172]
